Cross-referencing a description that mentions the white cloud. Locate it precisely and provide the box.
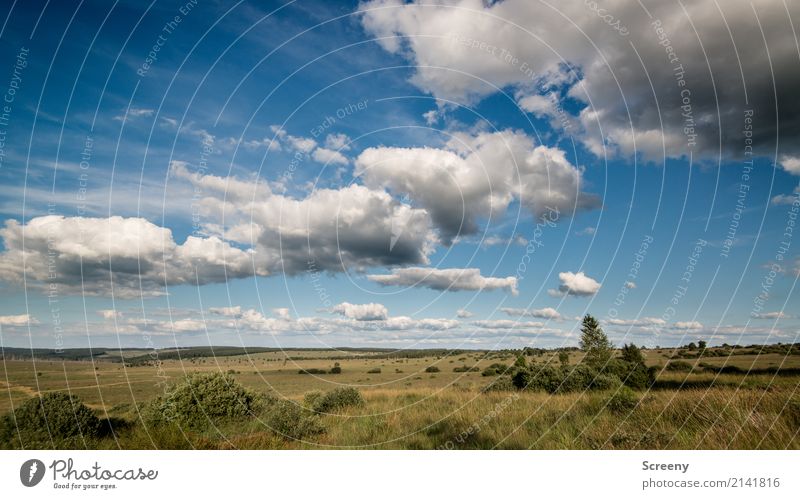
[471,319,544,329]
[672,321,704,330]
[771,186,799,205]
[549,271,601,297]
[170,163,437,275]
[312,147,349,165]
[751,312,791,320]
[286,135,317,154]
[97,309,121,320]
[624,281,636,289]
[607,317,666,327]
[0,314,36,326]
[113,107,154,121]
[272,308,291,320]
[359,0,800,158]
[456,309,473,318]
[209,306,243,317]
[0,215,261,298]
[368,267,518,294]
[575,227,596,236]
[324,133,351,151]
[330,302,389,321]
[779,155,800,175]
[500,307,562,320]
[356,129,598,242]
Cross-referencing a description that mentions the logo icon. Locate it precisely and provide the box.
[20,459,45,487]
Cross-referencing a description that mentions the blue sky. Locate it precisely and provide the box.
[0,0,797,349]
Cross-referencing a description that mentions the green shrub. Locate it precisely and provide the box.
[329,364,342,374]
[298,368,327,375]
[262,400,323,440]
[424,366,440,373]
[142,372,262,431]
[303,391,323,408]
[481,363,509,376]
[0,392,102,449]
[482,375,516,392]
[367,367,382,374]
[311,387,364,414]
[453,365,479,373]
[666,361,693,372]
[607,386,640,413]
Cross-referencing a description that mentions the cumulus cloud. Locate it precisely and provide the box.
[0,314,36,326]
[500,307,562,320]
[330,302,389,321]
[359,0,800,158]
[367,267,518,294]
[624,281,636,289]
[456,309,473,318]
[272,308,292,320]
[324,133,351,151]
[312,147,349,165]
[0,215,260,298]
[356,129,598,242]
[779,155,800,175]
[549,271,601,297]
[170,161,436,275]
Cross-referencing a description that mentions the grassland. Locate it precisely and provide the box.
[2,345,799,449]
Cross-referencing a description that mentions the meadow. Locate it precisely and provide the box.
[1,344,799,449]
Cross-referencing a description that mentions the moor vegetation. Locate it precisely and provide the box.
[1,315,799,449]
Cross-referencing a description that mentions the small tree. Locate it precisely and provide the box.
[558,351,569,367]
[579,314,612,366]
[514,355,527,369]
[687,342,697,350]
[698,340,707,350]
[620,343,645,366]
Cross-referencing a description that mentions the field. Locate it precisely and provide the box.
[1,346,799,449]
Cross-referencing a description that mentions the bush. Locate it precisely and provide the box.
[367,367,382,374]
[311,387,364,414]
[453,365,479,373]
[482,375,516,392]
[481,363,509,376]
[303,391,323,408]
[603,359,656,390]
[262,400,323,440]
[329,365,342,374]
[298,368,327,375]
[666,360,694,372]
[424,366,440,373]
[607,386,640,413]
[142,372,262,431]
[0,392,102,449]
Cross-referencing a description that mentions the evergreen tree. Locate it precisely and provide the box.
[579,314,612,366]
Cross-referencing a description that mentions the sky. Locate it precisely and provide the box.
[0,0,797,350]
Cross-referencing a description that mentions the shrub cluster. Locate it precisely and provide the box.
[424,366,441,373]
[502,360,655,394]
[453,365,479,373]
[142,372,262,431]
[481,363,509,376]
[0,392,102,449]
[367,367,382,374]
[310,387,364,414]
[298,368,327,375]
